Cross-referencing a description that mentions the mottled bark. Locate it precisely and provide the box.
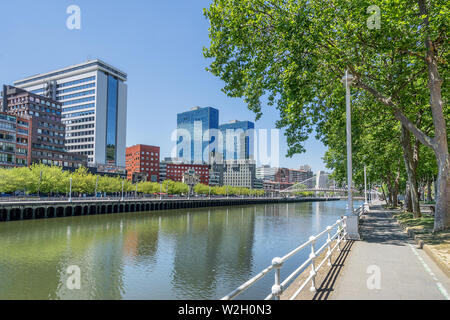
[405,182,413,212]
[400,125,421,217]
[418,0,449,231]
[427,179,432,202]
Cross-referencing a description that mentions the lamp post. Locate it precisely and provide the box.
[69,177,72,202]
[38,170,42,198]
[209,186,211,199]
[121,180,124,201]
[364,165,368,210]
[95,176,98,198]
[341,70,360,240]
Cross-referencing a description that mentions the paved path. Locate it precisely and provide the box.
[331,203,450,300]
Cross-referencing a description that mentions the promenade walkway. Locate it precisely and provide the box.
[329,202,450,300]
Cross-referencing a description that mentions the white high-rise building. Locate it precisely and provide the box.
[14,59,127,167]
[256,165,278,181]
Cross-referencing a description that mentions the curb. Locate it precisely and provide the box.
[397,220,450,278]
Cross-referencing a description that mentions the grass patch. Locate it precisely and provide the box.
[393,212,450,247]
[393,212,435,231]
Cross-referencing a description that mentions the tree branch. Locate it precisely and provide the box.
[352,77,435,150]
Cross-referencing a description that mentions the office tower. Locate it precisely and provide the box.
[14,59,127,167]
[126,144,160,182]
[0,85,87,168]
[219,120,254,160]
[176,106,219,163]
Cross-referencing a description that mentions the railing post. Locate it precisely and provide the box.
[337,219,342,252]
[309,236,317,292]
[271,257,283,300]
[326,226,332,266]
[342,217,348,243]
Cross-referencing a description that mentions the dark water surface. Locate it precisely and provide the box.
[0,200,361,299]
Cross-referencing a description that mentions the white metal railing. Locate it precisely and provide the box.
[222,204,367,300]
[354,204,366,217]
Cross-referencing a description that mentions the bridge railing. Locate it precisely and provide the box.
[221,211,355,300]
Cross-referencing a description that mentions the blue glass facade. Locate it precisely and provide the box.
[106,75,118,163]
[176,107,219,163]
[219,121,254,160]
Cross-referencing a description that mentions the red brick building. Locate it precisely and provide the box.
[126,144,160,182]
[1,85,87,168]
[160,158,210,185]
[0,112,29,167]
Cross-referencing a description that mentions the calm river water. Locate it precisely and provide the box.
[0,200,361,300]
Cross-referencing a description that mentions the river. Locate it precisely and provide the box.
[0,200,361,299]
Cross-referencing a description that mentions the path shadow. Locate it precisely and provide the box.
[360,210,410,246]
[312,240,354,300]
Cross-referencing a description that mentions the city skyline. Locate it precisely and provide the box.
[0,1,328,172]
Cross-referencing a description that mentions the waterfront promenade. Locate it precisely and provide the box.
[329,202,450,300]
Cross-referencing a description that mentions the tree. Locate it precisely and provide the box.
[204,0,448,231]
[70,167,95,195]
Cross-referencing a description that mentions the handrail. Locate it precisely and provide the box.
[221,204,366,300]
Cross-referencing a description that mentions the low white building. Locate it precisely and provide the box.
[223,159,257,188]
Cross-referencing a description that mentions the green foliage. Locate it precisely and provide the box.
[203,0,448,230]
[0,165,266,198]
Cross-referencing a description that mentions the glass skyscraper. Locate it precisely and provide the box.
[219,120,254,160]
[14,60,127,167]
[176,106,219,163]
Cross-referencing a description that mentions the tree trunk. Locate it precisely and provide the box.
[386,174,394,207]
[400,125,421,217]
[381,184,389,205]
[434,149,450,231]
[393,170,400,207]
[427,179,432,202]
[418,0,449,231]
[405,182,413,212]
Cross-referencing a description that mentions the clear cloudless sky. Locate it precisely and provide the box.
[0,0,329,172]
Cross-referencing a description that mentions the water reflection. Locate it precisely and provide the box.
[0,200,359,300]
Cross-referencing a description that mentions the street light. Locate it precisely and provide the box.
[364,165,368,209]
[341,70,360,240]
[95,175,99,198]
[69,177,72,202]
[121,180,124,201]
[38,170,42,198]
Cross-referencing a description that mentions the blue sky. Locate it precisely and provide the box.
[0,0,328,172]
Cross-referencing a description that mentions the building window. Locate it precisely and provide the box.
[106,75,118,164]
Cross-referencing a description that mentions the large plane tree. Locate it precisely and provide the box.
[204,0,448,231]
